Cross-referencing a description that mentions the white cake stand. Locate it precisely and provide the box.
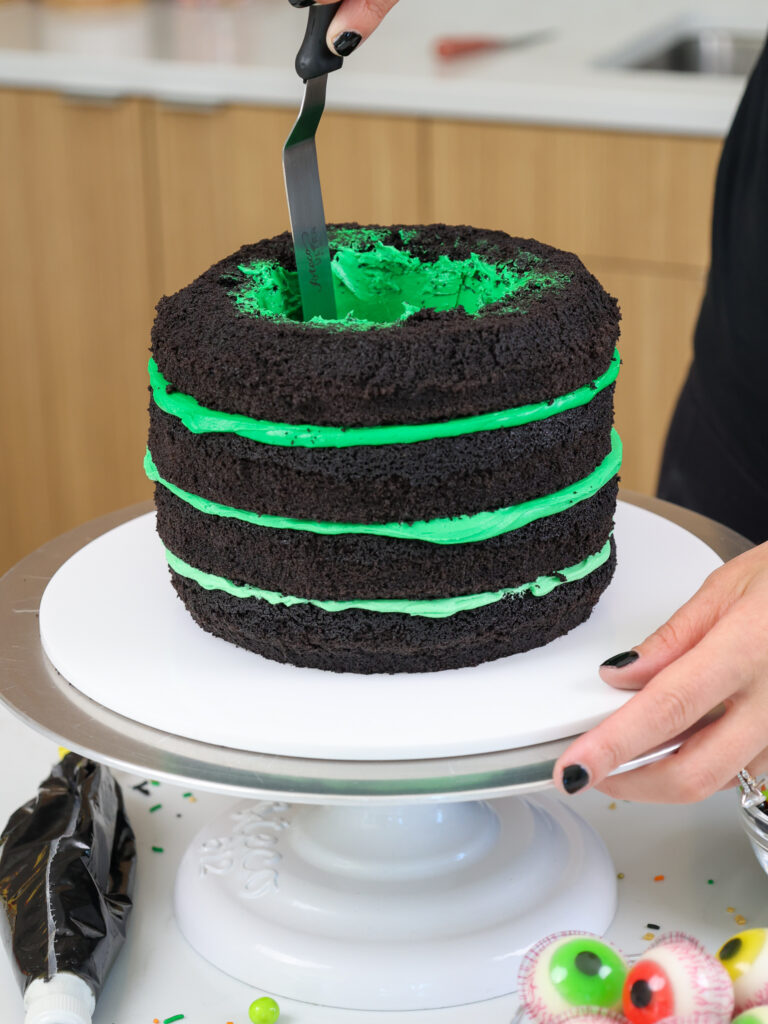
[0,495,750,1011]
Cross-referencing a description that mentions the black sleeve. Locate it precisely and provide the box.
[658,32,768,544]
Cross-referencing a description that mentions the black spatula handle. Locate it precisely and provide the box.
[293,2,344,80]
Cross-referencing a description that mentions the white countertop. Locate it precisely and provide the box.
[1,699,768,1024]
[0,0,766,135]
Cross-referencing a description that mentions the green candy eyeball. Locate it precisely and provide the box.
[519,931,628,1022]
[733,1009,768,1024]
[248,996,280,1024]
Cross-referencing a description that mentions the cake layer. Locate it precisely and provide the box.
[151,224,621,427]
[154,479,617,601]
[148,386,615,523]
[167,540,617,674]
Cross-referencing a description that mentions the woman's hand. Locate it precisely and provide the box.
[291,0,400,57]
[553,540,768,803]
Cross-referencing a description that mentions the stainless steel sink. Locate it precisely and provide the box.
[627,28,764,76]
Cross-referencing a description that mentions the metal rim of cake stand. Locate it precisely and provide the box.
[0,493,752,804]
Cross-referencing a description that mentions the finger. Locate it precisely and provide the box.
[554,605,755,795]
[598,567,732,692]
[593,695,767,803]
[314,0,400,56]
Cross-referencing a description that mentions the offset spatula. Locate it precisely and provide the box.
[283,1,343,321]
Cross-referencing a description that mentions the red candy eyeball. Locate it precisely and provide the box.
[622,933,734,1024]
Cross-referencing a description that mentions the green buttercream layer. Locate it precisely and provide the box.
[164,538,613,619]
[144,429,622,545]
[229,240,570,330]
[148,349,620,449]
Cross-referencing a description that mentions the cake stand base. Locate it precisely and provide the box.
[174,793,616,1010]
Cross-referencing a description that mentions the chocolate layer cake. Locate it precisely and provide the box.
[147,224,622,673]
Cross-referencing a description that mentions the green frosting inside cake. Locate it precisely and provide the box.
[164,538,613,618]
[229,239,569,329]
[144,429,622,545]
[148,348,620,449]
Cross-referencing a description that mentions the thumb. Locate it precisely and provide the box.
[598,569,729,691]
[316,0,400,56]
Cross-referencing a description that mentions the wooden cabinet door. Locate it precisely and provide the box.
[0,90,155,575]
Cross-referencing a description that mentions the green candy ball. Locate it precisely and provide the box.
[249,996,280,1024]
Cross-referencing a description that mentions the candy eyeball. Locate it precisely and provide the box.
[622,932,734,1024]
[518,931,627,1023]
[732,1007,768,1024]
[549,1014,627,1024]
[717,929,768,1012]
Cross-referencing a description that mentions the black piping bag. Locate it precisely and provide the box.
[0,754,136,1024]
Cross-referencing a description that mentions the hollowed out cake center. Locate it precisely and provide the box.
[229,233,569,328]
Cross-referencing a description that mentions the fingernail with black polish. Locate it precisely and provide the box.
[288,0,315,8]
[562,764,590,794]
[601,650,639,669]
[333,30,363,56]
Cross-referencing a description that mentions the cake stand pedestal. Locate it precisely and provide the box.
[175,795,615,1009]
[0,495,751,1011]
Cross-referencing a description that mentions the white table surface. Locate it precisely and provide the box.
[0,697,767,1024]
[0,0,766,136]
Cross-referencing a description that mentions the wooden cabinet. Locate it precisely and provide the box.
[0,90,155,575]
[150,105,427,297]
[0,90,722,573]
[427,120,721,496]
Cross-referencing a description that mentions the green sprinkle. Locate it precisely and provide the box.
[708,879,715,884]
[182,792,192,798]
[151,780,160,786]
[163,1016,185,1023]
[152,845,164,853]
[149,804,162,813]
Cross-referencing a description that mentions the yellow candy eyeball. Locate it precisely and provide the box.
[718,929,768,1013]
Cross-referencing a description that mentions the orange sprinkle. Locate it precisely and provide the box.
[643,932,655,941]
[653,875,665,882]
[153,1019,160,1023]
[735,915,747,925]
[727,906,735,914]
[608,802,617,810]
[617,872,625,879]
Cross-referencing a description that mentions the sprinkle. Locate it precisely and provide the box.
[727,906,735,914]
[183,792,192,798]
[646,923,660,930]
[608,802,617,810]
[617,872,625,879]
[176,814,182,819]
[735,915,747,925]
[653,875,665,882]
[151,780,161,787]
[708,879,715,884]
[163,1016,185,1023]
[152,845,164,853]
[643,932,655,941]
[153,1019,160,1023]
[149,804,162,813]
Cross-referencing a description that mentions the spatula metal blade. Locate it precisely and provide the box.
[283,75,337,322]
